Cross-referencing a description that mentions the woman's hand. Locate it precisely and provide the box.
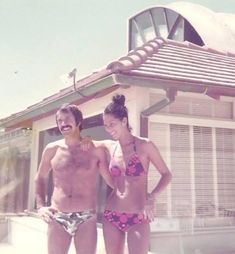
[37,206,58,223]
[144,194,156,221]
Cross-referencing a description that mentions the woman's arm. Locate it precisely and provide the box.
[145,140,172,199]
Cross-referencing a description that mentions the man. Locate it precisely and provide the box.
[35,104,113,254]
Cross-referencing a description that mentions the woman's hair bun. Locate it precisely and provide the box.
[112,94,125,106]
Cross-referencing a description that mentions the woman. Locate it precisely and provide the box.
[102,94,172,254]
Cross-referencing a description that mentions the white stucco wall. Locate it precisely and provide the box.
[28,86,235,212]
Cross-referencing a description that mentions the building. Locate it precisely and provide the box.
[1,2,235,253]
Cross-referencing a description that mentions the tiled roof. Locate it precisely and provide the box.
[107,37,235,97]
[1,37,235,128]
[0,69,114,128]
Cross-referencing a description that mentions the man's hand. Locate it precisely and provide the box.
[80,136,94,151]
[38,206,58,223]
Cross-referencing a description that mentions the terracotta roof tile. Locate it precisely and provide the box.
[0,69,112,126]
[1,37,235,127]
[107,37,235,88]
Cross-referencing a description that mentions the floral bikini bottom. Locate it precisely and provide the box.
[103,209,149,232]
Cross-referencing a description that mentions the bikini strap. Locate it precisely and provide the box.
[112,138,136,157]
[133,137,137,152]
[112,143,118,158]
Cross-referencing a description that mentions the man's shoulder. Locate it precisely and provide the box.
[45,139,64,150]
[40,140,63,160]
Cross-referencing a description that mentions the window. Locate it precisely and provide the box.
[151,8,168,38]
[170,124,192,217]
[149,122,235,220]
[165,9,179,33]
[0,128,31,213]
[129,20,144,49]
[129,7,204,51]
[216,128,235,213]
[194,126,214,217]
[135,12,156,42]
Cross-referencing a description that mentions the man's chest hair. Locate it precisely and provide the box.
[53,148,98,171]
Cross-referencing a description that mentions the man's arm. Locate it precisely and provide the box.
[34,143,56,209]
[96,146,114,189]
[81,136,115,151]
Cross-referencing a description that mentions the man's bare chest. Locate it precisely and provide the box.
[51,148,97,172]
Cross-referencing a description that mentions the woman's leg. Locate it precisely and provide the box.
[127,221,150,254]
[73,215,97,254]
[47,220,72,254]
[103,217,126,254]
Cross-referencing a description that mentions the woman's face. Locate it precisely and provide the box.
[103,113,127,140]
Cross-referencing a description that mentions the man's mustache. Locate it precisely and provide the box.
[60,125,72,131]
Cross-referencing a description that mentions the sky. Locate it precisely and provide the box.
[0,0,235,119]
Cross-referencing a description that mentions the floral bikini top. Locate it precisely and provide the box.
[109,141,145,177]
